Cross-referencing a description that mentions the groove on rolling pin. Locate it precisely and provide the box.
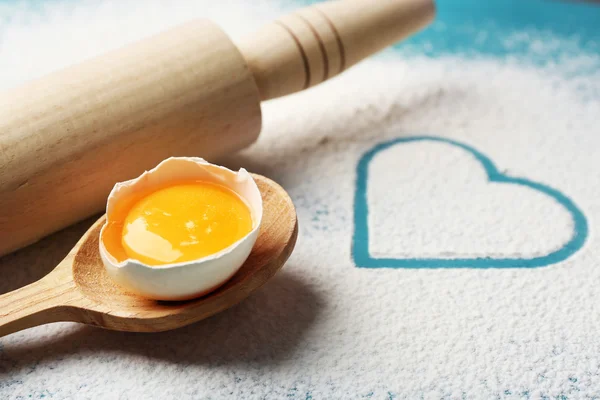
[274,20,311,90]
[313,7,346,74]
[293,13,330,83]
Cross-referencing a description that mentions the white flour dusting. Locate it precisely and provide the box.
[1,1,600,399]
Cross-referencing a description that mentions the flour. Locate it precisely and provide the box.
[1,0,600,398]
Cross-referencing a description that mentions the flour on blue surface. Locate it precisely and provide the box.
[1,0,600,398]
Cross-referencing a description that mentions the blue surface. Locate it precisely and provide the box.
[352,136,589,269]
[405,0,600,59]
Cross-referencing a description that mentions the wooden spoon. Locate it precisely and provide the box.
[0,174,297,338]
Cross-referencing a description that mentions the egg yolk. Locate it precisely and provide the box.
[103,182,253,266]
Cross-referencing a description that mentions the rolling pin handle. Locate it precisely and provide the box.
[236,0,436,101]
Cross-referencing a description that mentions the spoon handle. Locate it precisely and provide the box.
[0,273,76,338]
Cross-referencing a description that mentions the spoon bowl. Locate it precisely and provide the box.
[0,174,297,337]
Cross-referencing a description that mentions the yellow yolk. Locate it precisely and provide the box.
[103,182,253,266]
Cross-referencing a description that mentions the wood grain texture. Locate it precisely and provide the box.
[0,174,297,337]
[236,0,435,100]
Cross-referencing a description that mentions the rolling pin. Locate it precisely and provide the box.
[0,0,435,256]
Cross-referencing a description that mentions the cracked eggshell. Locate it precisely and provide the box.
[99,157,263,301]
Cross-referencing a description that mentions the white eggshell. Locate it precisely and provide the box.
[99,157,263,301]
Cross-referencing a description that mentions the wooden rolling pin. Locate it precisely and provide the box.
[0,0,435,257]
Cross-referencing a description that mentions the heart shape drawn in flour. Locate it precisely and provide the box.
[352,136,588,268]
